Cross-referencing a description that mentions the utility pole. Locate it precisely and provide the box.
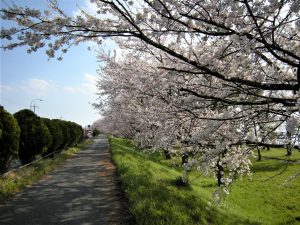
[31,104,39,113]
[30,98,43,113]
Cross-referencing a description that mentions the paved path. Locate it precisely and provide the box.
[0,138,127,225]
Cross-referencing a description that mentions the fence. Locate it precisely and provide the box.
[0,149,65,179]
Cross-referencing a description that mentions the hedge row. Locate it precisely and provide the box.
[0,106,83,173]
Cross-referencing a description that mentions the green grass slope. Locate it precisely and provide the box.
[110,137,300,225]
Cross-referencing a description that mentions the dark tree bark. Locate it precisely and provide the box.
[257,146,261,161]
[164,149,171,159]
[216,159,224,187]
[0,163,9,174]
[286,132,293,156]
[181,153,189,165]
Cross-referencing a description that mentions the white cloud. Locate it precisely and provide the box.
[21,78,53,95]
[63,73,97,95]
[0,85,13,92]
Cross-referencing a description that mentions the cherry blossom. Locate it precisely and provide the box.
[1,0,299,192]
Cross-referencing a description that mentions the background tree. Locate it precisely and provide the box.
[14,109,52,164]
[0,106,20,173]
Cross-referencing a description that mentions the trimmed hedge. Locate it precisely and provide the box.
[14,109,52,164]
[1,106,84,169]
[0,106,20,173]
[42,118,63,157]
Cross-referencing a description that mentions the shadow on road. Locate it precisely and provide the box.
[0,138,126,225]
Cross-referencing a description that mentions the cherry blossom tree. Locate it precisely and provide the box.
[95,51,254,188]
[1,0,300,190]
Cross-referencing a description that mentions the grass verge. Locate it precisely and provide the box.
[0,139,93,204]
[109,137,300,225]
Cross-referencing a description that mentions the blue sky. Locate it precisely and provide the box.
[0,0,109,127]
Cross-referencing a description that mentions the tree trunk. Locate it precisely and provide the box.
[257,146,261,161]
[0,163,8,174]
[164,149,171,159]
[216,159,224,187]
[286,132,293,156]
[181,153,189,165]
[286,145,293,156]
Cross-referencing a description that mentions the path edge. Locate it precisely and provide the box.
[107,136,136,225]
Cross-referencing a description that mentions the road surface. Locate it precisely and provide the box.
[0,138,128,225]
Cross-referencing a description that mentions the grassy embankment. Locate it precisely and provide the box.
[110,137,300,225]
[0,139,93,204]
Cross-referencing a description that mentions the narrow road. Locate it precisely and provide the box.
[0,138,127,225]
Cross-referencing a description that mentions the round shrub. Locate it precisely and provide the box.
[0,106,20,173]
[66,121,83,146]
[42,118,63,157]
[66,121,77,147]
[14,109,52,164]
[52,119,71,150]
